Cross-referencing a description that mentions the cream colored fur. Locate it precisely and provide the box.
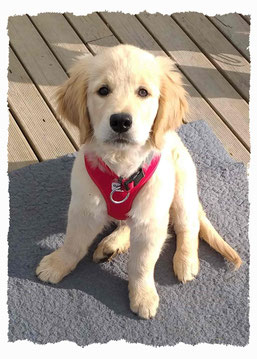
[36,44,242,319]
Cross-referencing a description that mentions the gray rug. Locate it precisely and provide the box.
[8,120,249,346]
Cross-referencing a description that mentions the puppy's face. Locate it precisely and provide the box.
[56,45,188,149]
[86,46,161,147]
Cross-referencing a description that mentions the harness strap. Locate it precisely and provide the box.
[84,153,161,220]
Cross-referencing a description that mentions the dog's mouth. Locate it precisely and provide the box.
[105,134,136,146]
[113,138,131,144]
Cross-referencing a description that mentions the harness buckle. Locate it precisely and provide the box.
[110,181,130,204]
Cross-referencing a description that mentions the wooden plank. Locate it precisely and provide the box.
[208,14,250,61]
[97,12,249,163]
[31,14,120,70]
[66,13,120,53]
[30,13,91,71]
[8,48,75,161]
[65,12,113,43]
[135,12,249,149]
[241,15,250,24]
[8,15,80,147]
[8,112,39,172]
[100,12,163,53]
[86,35,120,54]
[172,13,250,102]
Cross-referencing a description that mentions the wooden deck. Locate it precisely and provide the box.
[7,12,250,172]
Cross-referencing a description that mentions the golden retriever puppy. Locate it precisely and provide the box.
[36,44,241,319]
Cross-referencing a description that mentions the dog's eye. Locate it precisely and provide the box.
[98,86,110,96]
[138,88,148,98]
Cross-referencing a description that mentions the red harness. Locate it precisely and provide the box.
[84,153,161,220]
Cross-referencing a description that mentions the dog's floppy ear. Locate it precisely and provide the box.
[56,56,93,145]
[151,56,188,149]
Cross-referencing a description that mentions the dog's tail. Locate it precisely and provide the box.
[198,203,242,269]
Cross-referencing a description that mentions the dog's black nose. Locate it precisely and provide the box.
[110,113,132,133]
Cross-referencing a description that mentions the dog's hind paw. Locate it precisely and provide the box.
[93,225,130,263]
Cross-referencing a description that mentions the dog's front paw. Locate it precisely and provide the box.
[173,250,200,283]
[129,284,159,319]
[36,249,75,284]
[93,228,130,263]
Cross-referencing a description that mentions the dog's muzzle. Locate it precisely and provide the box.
[110,113,132,133]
